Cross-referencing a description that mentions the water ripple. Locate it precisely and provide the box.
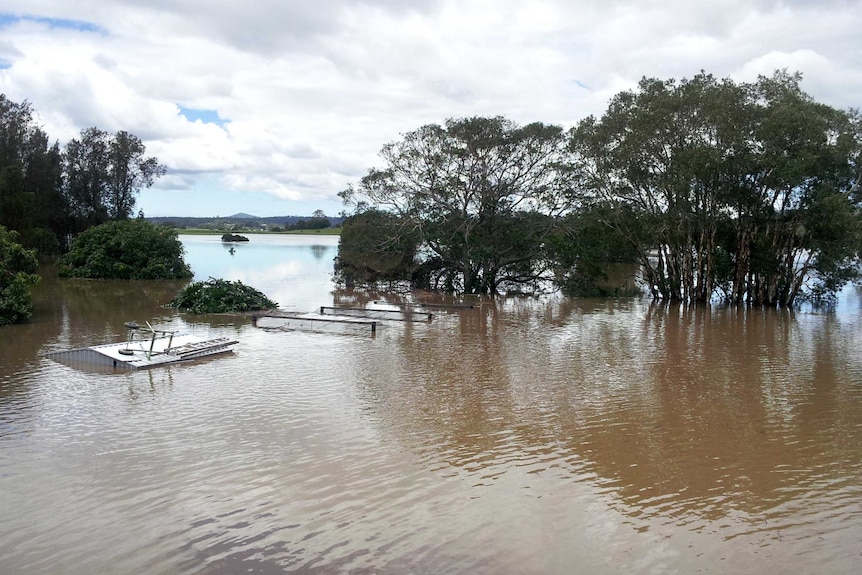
[3,295,862,573]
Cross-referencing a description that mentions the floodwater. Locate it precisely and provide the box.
[1,233,861,574]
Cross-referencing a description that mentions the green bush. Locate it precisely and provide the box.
[0,226,40,326]
[168,278,277,314]
[58,220,193,279]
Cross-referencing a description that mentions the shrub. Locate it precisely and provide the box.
[168,278,277,314]
[0,226,40,325]
[58,220,193,279]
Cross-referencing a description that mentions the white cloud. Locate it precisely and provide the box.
[1,0,861,216]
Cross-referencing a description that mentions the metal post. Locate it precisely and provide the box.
[147,331,156,359]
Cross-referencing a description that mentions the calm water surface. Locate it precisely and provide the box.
[1,234,861,574]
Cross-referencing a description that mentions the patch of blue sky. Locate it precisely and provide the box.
[179,106,227,127]
[0,13,106,34]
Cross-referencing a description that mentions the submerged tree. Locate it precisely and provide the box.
[335,209,420,288]
[570,71,862,306]
[0,225,40,326]
[340,116,575,294]
[545,204,641,296]
[168,278,277,314]
[58,219,192,279]
[727,74,862,305]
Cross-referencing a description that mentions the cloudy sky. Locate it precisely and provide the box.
[1,1,861,218]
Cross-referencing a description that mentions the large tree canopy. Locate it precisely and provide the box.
[570,71,862,306]
[339,116,574,294]
[338,73,861,306]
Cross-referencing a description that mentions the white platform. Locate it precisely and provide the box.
[45,333,238,370]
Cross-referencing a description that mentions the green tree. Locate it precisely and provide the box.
[288,214,330,230]
[0,225,40,325]
[546,205,641,296]
[727,73,862,305]
[0,95,66,253]
[63,127,110,228]
[342,116,574,294]
[570,71,862,306]
[570,73,751,302]
[106,131,166,220]
[335,209,419,288]
[58,219,193,279]
[63,128,164,230]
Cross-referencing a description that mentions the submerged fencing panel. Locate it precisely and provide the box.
[371,300,480,310]
[318,306,432,322]
[253,313,379,336]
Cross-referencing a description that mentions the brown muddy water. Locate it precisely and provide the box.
[1,234,861,574]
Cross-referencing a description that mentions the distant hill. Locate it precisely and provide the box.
[146,215,343,230]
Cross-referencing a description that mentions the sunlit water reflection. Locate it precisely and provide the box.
[1,234,861,574]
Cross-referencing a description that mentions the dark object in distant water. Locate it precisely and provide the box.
[221,233,249,242]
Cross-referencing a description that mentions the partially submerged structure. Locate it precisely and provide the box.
[45,322,238,370]
[253,304,433,336]
[253,312,380,335]
[318,306,433,322]
[370,300,477,310]
[251,300,484,336]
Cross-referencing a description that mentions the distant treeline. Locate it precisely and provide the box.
[146,215,343,231]
[0,92,344,252]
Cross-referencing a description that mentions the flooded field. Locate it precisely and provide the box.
[1,234,861,574]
